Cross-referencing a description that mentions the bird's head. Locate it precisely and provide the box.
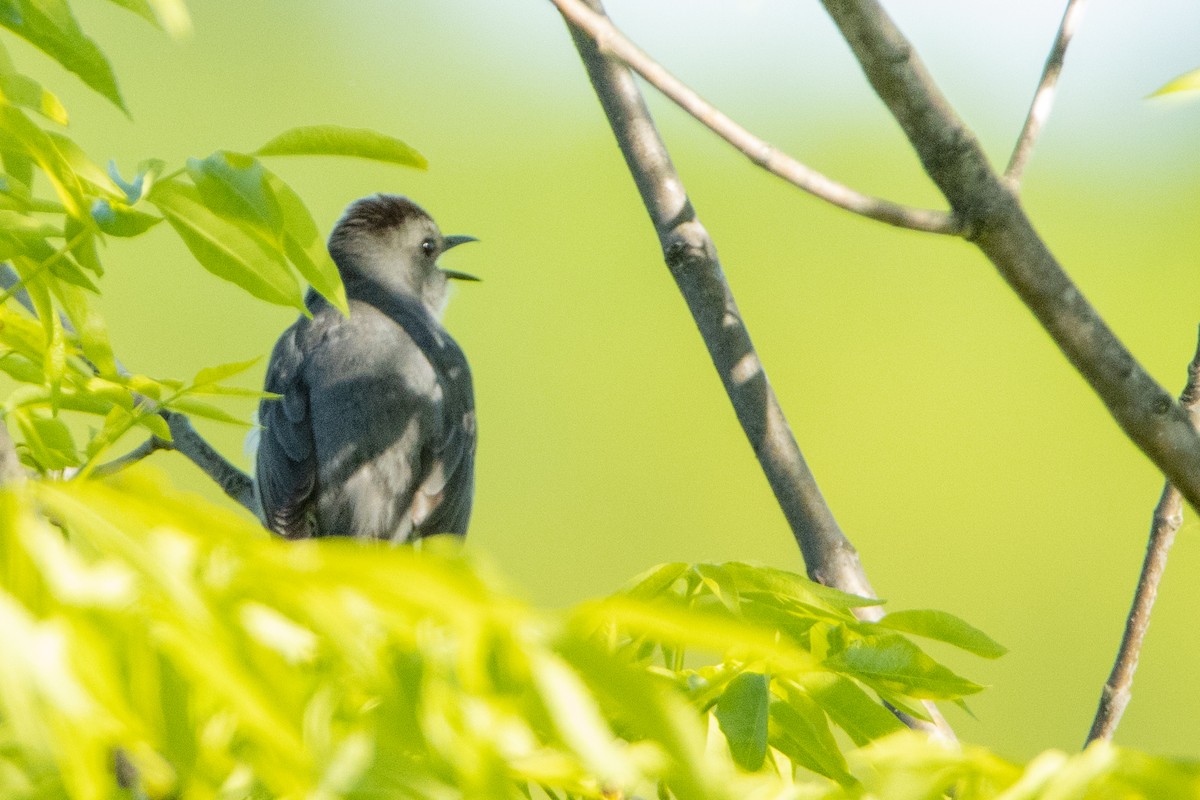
[327,194,478,318]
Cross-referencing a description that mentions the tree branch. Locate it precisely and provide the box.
[1087,328,1200,744]
[819,0,1200,516]
[0,421,24,486]
[1005,0,1090,185]
[559,0,954,741]
[89,436,169,478]
[550,0,961,235]
[160,409,258,512]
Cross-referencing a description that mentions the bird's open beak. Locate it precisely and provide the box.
[443,234,478,251]
[441,234,480,281]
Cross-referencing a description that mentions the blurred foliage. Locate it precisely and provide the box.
[0,1,1198,798]
[1152,67,1200,98]
[1,472,1198,798]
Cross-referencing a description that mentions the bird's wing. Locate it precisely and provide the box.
[255,321,317,537]
[410,337,476,538]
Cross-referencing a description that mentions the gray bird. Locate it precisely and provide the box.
[255,194,479,541]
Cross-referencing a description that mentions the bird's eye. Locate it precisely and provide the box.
[421,238,437,256]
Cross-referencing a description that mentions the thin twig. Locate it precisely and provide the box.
[819,0,1200,519]
[1086,328,1200,744]
[550,0,961,236]
[1005,0,1090,185]
[558,0,955,742]
[89,436,171,478]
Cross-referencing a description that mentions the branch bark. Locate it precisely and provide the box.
[1087,329,1200,744]
[0,421,24,486]
[559,0,954,740]
[819,0,1200,516]
[550,0,960,235]
[1005,0,1090,185]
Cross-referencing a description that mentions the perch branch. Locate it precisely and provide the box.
[818,0,1200,516]
[89,436,169,478]
[1005,0,1090,185]
[1086,328,1200,744]
[559,0,954,741]
[550,0,961,235]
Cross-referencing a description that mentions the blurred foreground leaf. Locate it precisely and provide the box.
[1151,67,1200,98]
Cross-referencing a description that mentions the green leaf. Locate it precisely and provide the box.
[723,562,880,612]
[192,356,260,388]
[714,672,768,771]
[2,146,32,188]
[187,151,282,238]
[14,409,79,468]
[101,0,189,37]
[873,609,1007,659]
[263,168,347,315]
[0,208,57,238]
[0,0,125,112]
[623,562,688,599]
[768,694,854,785]
[695,563,741,612]
[826,635,984,700]
[46,132,121,197]
[256,125,427,168]
[1151,68,1200,98]
[0,104,86,218]
[165,395,251,426]
[787,673,903,747]
[90,198,161,237]
[149,179,303,310]
[529,651,636,787]
[65,216,102,275]
[52,278,116,375]
[100,0,157,26]
[0,47,68,124]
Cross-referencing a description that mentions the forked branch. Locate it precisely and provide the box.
[1087,329,1200,744]
[818,0,1200,518]
[550,0,961,235]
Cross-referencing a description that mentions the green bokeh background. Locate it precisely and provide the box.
[28,0,1200,765]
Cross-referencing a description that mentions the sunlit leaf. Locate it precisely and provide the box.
[165,395,251,426]
[1151,67,1200,98]
[0,42,68,125]
[149,179,303,310]
[256,124,427,168]
[90,198,161,237]
[13,409,78,468]
[187,151,282,238]
[0,104,86,218]
[101,0,189,37]
[191,356,260,388]
[0,0,125,111]
[623,562,689,599]
[873,609,1007,659]
[826,636,984,700]
[263,167,347,315]
[787,673,903,747]
[768,694,854,785]
[51,277,116,375]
